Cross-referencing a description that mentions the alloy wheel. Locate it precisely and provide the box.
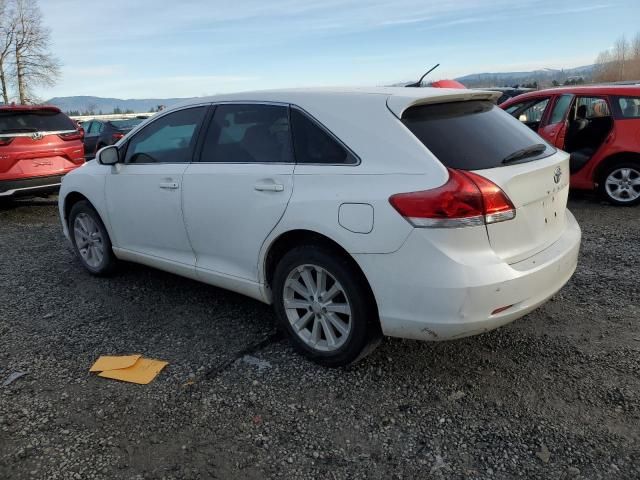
[605,167,640,203]
[283,264,352,352]
[73,213,105,268]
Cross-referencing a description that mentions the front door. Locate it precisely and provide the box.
[538,94,574,147]
[105,106,208,269]
[182,103,295,284]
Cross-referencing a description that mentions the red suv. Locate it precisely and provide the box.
[501,85,640,205]
[0,105,85,199]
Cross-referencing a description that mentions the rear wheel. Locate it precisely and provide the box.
[272,245,381,367]
[68,200,117,275]
[599,162,640,206]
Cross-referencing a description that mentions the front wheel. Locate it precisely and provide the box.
[272,246,381,367]
[599,162,640,206]
[68,200,117,275]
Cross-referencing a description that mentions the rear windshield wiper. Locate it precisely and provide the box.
[501,143,547,164]
[0,127,38,133]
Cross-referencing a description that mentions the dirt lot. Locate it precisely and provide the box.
[0,195,638,480]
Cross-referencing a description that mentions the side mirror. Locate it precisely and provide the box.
[98,145,119,165]
[518,114,528,122]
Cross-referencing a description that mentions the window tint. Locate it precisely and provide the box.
[576,97,611,118]
[0,109,75,134]
[291,108,356,164]
[549,95,573,124]
[402,101,554,170]
[200,104,293,163]
[617,97,640,118]
[125,107,206,164]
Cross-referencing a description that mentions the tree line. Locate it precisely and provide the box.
[0,0,59,105]
[593,33,640,82]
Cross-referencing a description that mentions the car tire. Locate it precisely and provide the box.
[272,245,381,367]
[598,161,640,206]
[68,200,117,275]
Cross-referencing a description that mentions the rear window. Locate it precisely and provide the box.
[0,109,75,134]
[401,101,555,170]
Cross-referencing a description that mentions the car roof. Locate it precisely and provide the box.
[504,84,640,103]
[170,87,502,118]
[0,104,62,113]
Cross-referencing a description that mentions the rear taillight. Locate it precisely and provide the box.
[0,137,14,146]
[389,168,515,228]
[112,132,125,141]
[58,131,83,141]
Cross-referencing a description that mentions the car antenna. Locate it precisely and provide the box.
[405,64,440,87]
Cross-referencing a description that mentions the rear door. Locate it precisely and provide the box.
[183,103,294,283]
[84,121,103,157]
[401,100,570,264]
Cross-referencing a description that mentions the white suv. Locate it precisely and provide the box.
[58,87,581,367]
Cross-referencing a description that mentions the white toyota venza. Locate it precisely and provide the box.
[58,88,581,366]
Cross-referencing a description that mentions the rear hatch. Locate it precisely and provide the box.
[0,108,84,180]
[399,98,570,264]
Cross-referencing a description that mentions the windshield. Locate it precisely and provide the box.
[401,101,555,170]
[0,109,76,134]
[109,118,145,129]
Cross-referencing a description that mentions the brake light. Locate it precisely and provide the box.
[58,131,83,141]
[389,168,515,228]
[0,137,14,146]
[112,132,125,141]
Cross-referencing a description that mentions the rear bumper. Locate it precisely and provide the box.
[0,175,64,197]
[354,210,581,341]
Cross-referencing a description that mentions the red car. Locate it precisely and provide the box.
[501,85,640,205]
[0,105,85,199]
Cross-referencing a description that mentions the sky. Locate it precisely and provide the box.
[38,0,640,99]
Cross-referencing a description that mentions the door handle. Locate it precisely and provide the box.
[159,182,179,190]
[254,183,284,192]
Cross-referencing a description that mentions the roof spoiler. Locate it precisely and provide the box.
[387,90,502,118]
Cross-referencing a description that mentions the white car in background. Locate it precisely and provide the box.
[58,87,581,367]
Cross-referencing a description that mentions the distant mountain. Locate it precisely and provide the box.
[390,64,597,88]
[45,96,197,114]
[455,65,596,87]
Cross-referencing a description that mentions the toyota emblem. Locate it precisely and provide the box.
[553,167,562,184]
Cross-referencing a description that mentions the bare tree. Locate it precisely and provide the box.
[11,0,60,104]
[594,32,640,83]
[0,0,16,104]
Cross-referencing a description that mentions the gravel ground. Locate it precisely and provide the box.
[0,194,638,480]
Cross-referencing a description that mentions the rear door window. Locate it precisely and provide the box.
[200,104,293,163]
[0,109,75,134]
[401,101,555,170]
[616,97,640,118]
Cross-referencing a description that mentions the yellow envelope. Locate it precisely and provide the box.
[97,358,168,385]
[89,354,141,373]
